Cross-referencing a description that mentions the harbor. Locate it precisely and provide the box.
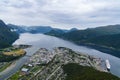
[0,33,120,80]
[106,59,111,71]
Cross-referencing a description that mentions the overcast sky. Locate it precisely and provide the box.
[0,0,120,29]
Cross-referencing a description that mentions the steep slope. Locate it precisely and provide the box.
[63,63,120,80]
[46,24,120,42]
[45,25,120,58]
[7,24,26,33]
[62,25,120,42]
[0,20,19,48]
[88,34,120,50]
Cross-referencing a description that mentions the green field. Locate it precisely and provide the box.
[8,65,42,80]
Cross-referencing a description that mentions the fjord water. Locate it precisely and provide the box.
[0,33,120,79]
[14,33,120,77]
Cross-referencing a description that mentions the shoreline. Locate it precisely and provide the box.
[8,47,110,80]
[47,34,120,59]
[77,43,120,58]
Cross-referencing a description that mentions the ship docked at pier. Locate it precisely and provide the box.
[105,59,111,71]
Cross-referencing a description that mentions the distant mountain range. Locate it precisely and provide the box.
[45,25,120,58]
[7,24,77,34]
[1,19,120,58]
[0,20,19,48]
[0,21,77,48]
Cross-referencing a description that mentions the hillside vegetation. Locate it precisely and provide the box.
[0,48,26,62]
[63,63,120,80]
[3,49,26,56]
[45,25,120,58]
[0,20,19,48]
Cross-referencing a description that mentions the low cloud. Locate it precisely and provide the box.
[0,0,120,29]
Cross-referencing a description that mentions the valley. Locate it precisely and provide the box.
[0,0,120,80]
[0,20,120,79]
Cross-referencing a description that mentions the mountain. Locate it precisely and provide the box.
[0,20,19,48]
[45,24,120,58]
[7,24,53,33]
[88,34,120,49]
[67,28,78,32]
[62,25,120,41]
[45,28,78,36]
[27,26,53,33]
[7,24,26,33]
[46,24,120,40]
[63,63,120,80]
[8,24,53,33]
[8,24,69,34]
[45,28,65,37]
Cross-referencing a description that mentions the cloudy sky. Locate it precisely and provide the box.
[0,0,120,29]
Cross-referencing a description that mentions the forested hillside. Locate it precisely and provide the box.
[45,25,120,58]
[0,20,19,48]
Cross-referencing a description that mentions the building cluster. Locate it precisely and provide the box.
[18,47,105,80]
[29,48,55,65]
[20,48,56,75]
[33,47,100,80]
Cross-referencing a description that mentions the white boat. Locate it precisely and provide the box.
[105,59,111,71]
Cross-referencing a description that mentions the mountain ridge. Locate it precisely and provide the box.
[7,24,70,34]
[0,20,19,48]
[45,24,120,58]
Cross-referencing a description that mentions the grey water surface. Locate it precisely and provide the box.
[0,33,120,80]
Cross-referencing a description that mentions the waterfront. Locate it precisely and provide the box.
[0,33,120,79]
[13,33,120,77]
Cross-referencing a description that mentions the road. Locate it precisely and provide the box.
[46,66,61,80]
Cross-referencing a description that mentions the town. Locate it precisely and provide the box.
[8,47,107,80]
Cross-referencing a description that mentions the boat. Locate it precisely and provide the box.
[105,59,111,71]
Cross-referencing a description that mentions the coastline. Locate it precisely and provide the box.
[8,47,114,80]
[77,43,120,58]
[7,33,120,78]
[45,34,120,58]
